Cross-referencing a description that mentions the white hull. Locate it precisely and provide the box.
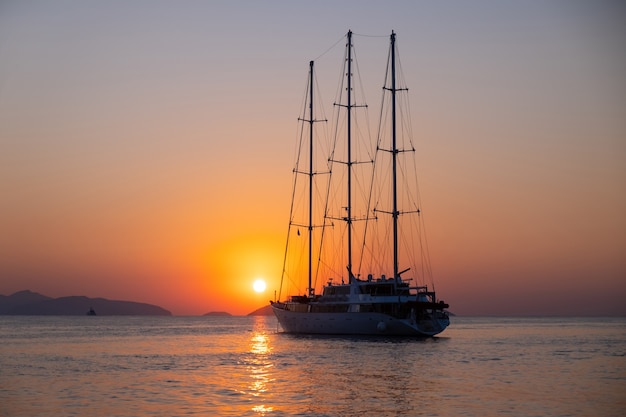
[271,304,449,337]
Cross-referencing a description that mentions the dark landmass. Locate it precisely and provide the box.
[247,304,273,316]
[0,290,171,316]
[203,311,232,316]
[0,290,52,313]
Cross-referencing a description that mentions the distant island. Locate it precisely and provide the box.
[203,311,232,317]
[203,305,272,316]
[247,304,273,316]
[0,290,171,316]
[0,290,280,317]
[202,305,274,316]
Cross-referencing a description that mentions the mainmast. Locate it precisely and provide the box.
[330,30,367,283]
[390,31,399,281]
[346,30,354,281]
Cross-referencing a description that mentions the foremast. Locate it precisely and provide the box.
[301,60,324,297]
[307,61,314,296]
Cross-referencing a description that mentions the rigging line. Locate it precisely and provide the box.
[394,53,417,151]
[400,89,436,289]
[312,68,329,132]
[281,126,308,297]
[317,145,338,286]
[358,85,385,274]
[377,43,392,150]
[312,33,346,62]
[414,172,435,289]
[358,168,377,274]
[351,48,376,162]
[292,70,312,170]
[352,32,388,38]
[279,182,297,300]
[328,41,347,166]
[313,71,334,162]
[281,146,305,300]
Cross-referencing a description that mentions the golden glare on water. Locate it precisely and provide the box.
[248,319,274,415]
[253,279,267,293]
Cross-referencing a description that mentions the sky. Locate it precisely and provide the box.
[0,1,624,316]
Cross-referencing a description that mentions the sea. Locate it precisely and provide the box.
[0,316,624,417]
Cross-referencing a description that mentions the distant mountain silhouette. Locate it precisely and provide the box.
[203,311,232,316]
[0,290,171,316]
[0,290,52,313]
[247,304,273,316]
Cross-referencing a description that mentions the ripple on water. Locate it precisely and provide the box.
[1,316,625,417]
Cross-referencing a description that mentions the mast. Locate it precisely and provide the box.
[307,60,314,296]
[346,30,354,281]
[330,30,366,283]
[390,31,399,281]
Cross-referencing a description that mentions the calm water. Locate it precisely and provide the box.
[1,316,624,416]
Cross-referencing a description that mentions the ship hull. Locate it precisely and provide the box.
[271,304,449,337]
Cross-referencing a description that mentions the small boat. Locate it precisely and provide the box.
[271,30,450,336]
[86,307,97,316]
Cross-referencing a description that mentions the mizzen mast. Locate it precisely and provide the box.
[377,30,409,286]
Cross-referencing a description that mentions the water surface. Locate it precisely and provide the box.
[1,316,624,416]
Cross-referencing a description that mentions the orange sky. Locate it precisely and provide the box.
[1,1,625,315]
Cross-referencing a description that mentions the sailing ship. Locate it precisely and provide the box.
[271,31,450,336]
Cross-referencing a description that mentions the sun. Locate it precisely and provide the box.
[252,279,267,293]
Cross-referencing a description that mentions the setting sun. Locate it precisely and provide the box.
[252,279,267,293]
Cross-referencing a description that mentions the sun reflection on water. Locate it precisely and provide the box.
[248,318,274,414]
[250,332,271,356]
